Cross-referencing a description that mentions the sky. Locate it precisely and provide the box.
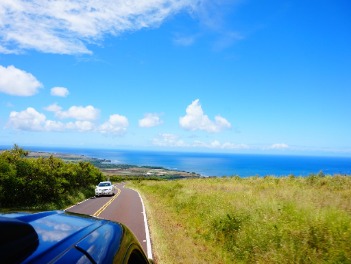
[0,0,350,156]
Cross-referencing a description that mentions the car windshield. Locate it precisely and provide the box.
[98,182,111,187]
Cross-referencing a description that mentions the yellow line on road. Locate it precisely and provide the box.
[93,188,121,217]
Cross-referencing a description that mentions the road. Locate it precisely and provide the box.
[65,183,152,258]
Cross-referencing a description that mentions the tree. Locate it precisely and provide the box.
[0,145,104,208]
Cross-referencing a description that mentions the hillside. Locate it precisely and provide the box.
[131,176,351,263]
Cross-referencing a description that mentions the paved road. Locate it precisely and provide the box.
[65,183,151,258]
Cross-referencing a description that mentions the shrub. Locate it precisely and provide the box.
[0,146,103,209]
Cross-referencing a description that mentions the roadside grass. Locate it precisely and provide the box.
[130,175,351,264]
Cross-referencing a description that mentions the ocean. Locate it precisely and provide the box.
[10,146,351,177]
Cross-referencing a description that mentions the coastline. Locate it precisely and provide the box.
[2,146,351,177]
[25,150,201,178]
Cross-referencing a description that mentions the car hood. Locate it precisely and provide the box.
[0,211,124,263]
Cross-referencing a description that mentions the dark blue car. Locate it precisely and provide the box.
[0,210,152,264]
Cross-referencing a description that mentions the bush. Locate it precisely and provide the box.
[0,146,103,209]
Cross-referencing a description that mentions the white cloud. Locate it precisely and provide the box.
[0,0,198,54]
[221,142,249,150]
[44,120,65,131]
[56,105,99,121]
[192,140,249,150]
[6,106,130,135]
[214,115,231,129]
[6,107,65,131]
[51,87,69,97]
[45,103,62,113]
[179,99,231,132]
[66,121,95,132]
[139,113,163,128]
[269,143,289,150]
[152,133,186,147]
[99,114,129,134]
[0,65,42,96]
[152,134,249,150]
[7,107,46,131]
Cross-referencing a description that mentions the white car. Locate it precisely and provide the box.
[95,181,114,197]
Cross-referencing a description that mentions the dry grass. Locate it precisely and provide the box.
[130,175,351,264]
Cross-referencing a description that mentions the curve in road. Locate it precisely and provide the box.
[65,183,152,259]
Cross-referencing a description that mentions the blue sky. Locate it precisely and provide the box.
[0,0,350,156]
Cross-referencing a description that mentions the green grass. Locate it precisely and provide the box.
[130,175,351,264]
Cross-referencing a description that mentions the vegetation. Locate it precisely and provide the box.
[130,175,351,264]
[0,145,104,210]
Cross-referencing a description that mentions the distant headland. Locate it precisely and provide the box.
[26,150,201,179]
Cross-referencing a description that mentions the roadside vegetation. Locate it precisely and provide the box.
[0,145,186,210]
[0,145,104,210]
[130,175,351,264]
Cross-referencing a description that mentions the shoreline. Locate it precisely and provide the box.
[2,146,351,177]
[26,150,202,178]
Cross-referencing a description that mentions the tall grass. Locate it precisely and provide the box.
[130,175,351,264]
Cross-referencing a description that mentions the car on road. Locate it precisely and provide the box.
[95,181,114,197]
[0,210,153,264]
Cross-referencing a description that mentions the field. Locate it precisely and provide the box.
[130,175,351,264]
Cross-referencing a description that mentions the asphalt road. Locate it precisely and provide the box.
[65,183,151,258]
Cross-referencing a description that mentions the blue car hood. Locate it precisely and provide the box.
[0,210,124,263]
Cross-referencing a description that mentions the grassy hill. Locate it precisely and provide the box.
[130,175,351,263]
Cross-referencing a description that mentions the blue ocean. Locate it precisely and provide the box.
[11,146,351,177]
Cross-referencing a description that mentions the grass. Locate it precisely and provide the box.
[130,175,351,264]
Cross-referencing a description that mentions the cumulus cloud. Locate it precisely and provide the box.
[44,120,66,131]
[179,99,231,132]
[51,87,69,97]
[7,107,46,131]
[99,114,129,134]
[6,107,65,131]
[0,65,42,96]
[45,104,99,122]
[45,103,62,113]
[66,121,95,132]
[6,106,128,134]
[139,113,163,128]
[0,0,198,54]
[55,105,100,121]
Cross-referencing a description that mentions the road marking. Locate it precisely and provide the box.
[92,188,121,217]
[127,186,153,259]
[64,197,91,211]
[137,191,153,260]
